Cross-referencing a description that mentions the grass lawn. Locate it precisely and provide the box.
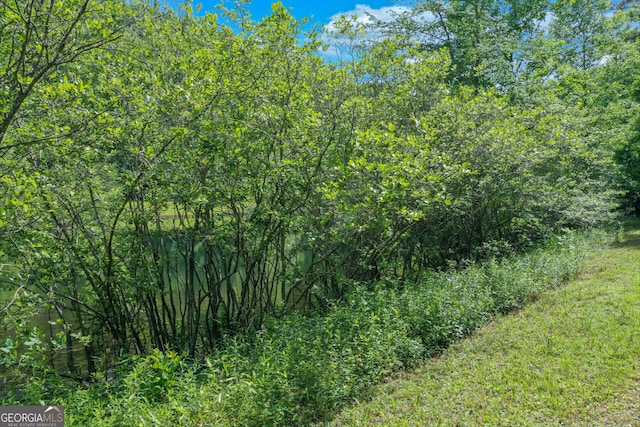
[327,221,640,426]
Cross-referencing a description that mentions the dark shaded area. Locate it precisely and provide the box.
[613,217,640,248]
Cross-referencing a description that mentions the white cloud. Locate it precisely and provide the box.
[321,4,414,60]
[324,4,411,33]
[535,11,554,33]
[319,4,440,61]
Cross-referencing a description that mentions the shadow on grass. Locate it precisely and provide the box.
[613,216,640,249]
[614,236,640,249]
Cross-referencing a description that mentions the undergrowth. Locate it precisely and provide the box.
[18,228,617,426]
[331,219,640,426]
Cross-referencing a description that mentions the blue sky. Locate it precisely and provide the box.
[244,0,398,24]
[180,1,415,60]
[192,0,407,28]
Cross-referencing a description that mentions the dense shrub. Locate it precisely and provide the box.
[55,227,613,426]
[2,1,631,365]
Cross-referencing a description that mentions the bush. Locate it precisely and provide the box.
[57,228,612,426]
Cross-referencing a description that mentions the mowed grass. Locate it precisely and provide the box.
[328,222,640,427]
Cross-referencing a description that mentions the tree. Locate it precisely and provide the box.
[0,0,124,226]
[550,0,610,70]
[370,0,553,91]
